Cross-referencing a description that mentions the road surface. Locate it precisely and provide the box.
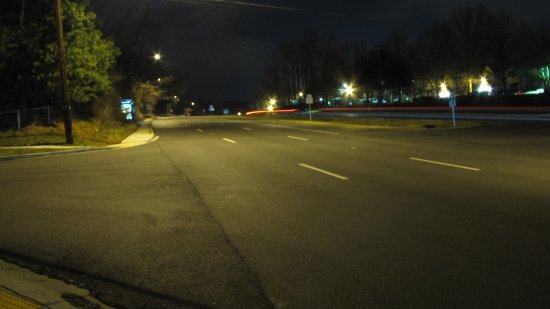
[1,117,550,308]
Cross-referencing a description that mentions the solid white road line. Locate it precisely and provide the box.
[242,127,253,131]
[409,157,481,171]
[223,138,237,144]
[258,123,340,135]
[299,163,349,180]
[288,136,309,141]
[196,129,204,132]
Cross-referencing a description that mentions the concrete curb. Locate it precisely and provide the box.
[0,119,157,161]
[0,259,112,308]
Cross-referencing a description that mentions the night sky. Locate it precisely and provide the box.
[92,0,550,102]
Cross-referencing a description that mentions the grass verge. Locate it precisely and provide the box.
[0,120,137,156]
[0,148,72,157]
[243,114,479,129]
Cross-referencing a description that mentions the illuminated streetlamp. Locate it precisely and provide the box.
[439,82,451,98]
[267,98,277,111]
[298,92,304,98]
[477,77,492,95]
[153,52,162,61]
[343,83,355,97]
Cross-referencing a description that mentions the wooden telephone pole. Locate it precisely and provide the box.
[55,0,73,144]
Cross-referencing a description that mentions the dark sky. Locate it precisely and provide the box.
[92,0,550,102]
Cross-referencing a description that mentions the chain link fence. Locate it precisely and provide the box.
[0,106,57,131]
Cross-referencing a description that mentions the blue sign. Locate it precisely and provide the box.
[120,99,134,121]
[448,96,456,107]
[449,96,457,128]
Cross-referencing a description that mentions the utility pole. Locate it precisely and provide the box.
[55,0,73,144]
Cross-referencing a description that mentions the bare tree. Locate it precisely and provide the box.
[132,80,164,118]
[261,34,348,106]
[485,10,519,91]
[447,4,496,92]
[414,21,454,96]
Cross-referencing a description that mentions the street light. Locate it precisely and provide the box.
[439,82,451,98]
[343,83,354,97]
[267,98,277,111]
[477,77,492,95]
[298,91,304,98]
[153,52,162,61]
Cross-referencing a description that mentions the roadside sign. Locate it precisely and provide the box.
[306,94,314,104]
[449,96,457,128]
[120,99,134,121]
[449,96,456,107]
[223,108,229,115]
[306,94,313,122]
[208,105,215,112]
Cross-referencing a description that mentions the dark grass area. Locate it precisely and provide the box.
[0,120,137,147]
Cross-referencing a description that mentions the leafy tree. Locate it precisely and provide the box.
[0,0,119,117]
[0,1,53,110]
[40,1,119,115]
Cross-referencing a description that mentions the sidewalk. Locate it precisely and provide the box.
[109,119,157,148]
[0,259,111,309]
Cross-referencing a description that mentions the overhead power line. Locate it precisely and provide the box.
[164,0,354,18]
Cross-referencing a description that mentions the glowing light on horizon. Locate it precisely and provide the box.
[439,82,450,98]
[477,77,492,94]
[343,83,354,97]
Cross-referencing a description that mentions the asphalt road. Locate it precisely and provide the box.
[1,117,550,308]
